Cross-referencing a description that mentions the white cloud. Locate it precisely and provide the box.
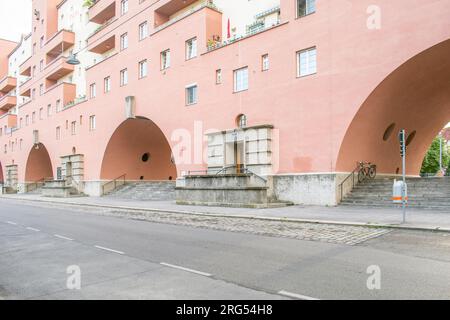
[0,0,32,42]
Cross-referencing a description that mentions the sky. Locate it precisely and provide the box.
[0,0,32,42]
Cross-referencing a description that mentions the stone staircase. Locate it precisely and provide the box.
[341,177,450,210]
[106,181,176,201]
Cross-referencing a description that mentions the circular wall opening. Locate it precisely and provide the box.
[140,176,144,180]
[141,153,150,162]
[406,130,417,146]
[169,176,173,180]
[383,123,396,141]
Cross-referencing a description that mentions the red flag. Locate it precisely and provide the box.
[227,18,231,39]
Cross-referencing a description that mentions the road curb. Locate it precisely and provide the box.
[1,196,450,234]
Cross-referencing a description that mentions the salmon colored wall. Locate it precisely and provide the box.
[1,0,450,185]
[25,143,54,182]
[0,39,17,78]
[100,118,177,180]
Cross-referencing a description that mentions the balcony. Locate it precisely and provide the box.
[4,114,17,128]
[0,95,17,112]
[88,34,115,54]
[46,30,75,63]
[19,57,32,76]
[45,82,76,106]
[45,56,75,82]
[0,76,17,94]
[19,78,32,97]
[89,0,116,24]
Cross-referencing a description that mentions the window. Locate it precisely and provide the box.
[185,84,198,106]
[262,54,269,71]
[40,36,44,48]
[104,76,111,93]
[297,0,316,18]
[40,84,44,95]
[237,114,247,128]
[32,112,36,123]
[233,67,249,92]
[31,88,36,99]
[121,0,128,15]
[297,47,317,77]
[71,121,76,135]
[47,104,52,116]
[26,115,29,126]
[120,33,128,50]
[120,69,128,86]
[216,69,222,84]
[39,107,43,120]
[40,59,44,71]
[138,60,147,78]
[33,43,36,54]
[56,99,61,112]
[89,115,96,131]
[139,21,148,40]
[161,49,170,70]
[89,83,96,98]
[185,37,197,60]
[56,126,61,140]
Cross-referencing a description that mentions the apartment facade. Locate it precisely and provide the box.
[0,0,449,205]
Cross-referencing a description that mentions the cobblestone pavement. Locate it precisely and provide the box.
[11,200,391,246]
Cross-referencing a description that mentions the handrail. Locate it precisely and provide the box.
[337,164,361,202]
[102,173,126,195]
[186,165,267,183]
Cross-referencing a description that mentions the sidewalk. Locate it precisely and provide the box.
[1,194,450,232]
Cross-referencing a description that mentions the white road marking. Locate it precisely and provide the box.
[6,221,17,225]
[278,290,319,300]
[26,227,40,232]
[54,234,74,241]
[94,245,124,255]
[160,262,212,277]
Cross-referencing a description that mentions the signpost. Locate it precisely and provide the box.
[398,129,407,223]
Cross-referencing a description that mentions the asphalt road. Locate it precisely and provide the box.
[1,199,450,300]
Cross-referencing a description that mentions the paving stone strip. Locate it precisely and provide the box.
[12,200,391,246]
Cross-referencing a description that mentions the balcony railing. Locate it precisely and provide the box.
[89,0,116,24]
[88,17,117,40]
[153,1,222,34]
[0,95,17,111]
[207,19,282,52]
[0,76,17,94]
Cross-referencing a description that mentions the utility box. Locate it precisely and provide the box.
[392,180,408,204]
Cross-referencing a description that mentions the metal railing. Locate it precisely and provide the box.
[102,173,126,195]
[185,165,267,183]
[337,164,362,203]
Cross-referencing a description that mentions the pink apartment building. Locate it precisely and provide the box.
[0,0,449,206]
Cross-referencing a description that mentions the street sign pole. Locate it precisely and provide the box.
[400,129,407,223]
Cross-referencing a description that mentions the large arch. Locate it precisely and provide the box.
[337,39,450,175]
[25,143,54,182]
[100,117,177,181]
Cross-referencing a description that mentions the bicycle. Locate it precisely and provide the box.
[357,161,377,183]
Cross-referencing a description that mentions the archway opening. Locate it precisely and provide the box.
[336,39,450,175]
[25,143,54,182]
[420,125,450,177]
[100,118,177,181]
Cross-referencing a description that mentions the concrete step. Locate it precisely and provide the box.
[341,177,450,209]
[106,181,176,201]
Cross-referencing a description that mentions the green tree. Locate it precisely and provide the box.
[420,137,450,175]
